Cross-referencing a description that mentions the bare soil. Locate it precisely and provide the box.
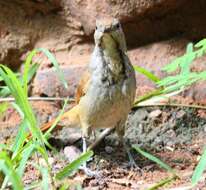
[1,100,206,189]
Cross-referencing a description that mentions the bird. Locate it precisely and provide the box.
[34,17,136,173]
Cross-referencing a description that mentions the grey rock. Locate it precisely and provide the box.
[64,146,82,163]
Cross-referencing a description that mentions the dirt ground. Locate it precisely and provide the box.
[1,99,206,189]
[1,1,206,189]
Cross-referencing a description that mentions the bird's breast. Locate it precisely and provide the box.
[79,74,135,129]
[78,46,136,129]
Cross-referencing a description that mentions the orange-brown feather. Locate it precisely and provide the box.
[75,70,91,104]
[27,71,91,139]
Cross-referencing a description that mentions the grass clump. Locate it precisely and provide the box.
[0,49,92,189]
[134,38,206,188]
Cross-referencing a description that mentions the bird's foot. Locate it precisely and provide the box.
[123,139,142,172]
[80,165,101,178]
[127,152,141,172]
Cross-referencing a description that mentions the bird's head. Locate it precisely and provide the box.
[94,18,127,53]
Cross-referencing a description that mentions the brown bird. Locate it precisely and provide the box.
[34,18,136,173]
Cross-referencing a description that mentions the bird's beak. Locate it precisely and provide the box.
[94,30,104,46]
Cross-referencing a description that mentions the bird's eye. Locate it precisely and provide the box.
[95,26,98,30]
[115,23,120,29]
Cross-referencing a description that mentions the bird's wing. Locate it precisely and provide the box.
[74,70,91,104]
[27,104,80,140]
[27,70,91,139]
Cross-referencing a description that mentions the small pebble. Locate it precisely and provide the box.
[148,109,162,118]
[165,146,174,151]
[105,146,113,154]
[64,146,82,163]
[176,110,186,119]
[133,109,148,121]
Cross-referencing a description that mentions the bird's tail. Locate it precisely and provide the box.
[27,105,80,139]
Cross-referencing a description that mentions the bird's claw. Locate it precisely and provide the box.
[128,158,142,173]
[80,166,102,178]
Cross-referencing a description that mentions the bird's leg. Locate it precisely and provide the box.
[81,136,95,176]
[82,136,88,168]
[117,125,139,169]
[88,128,115,150]
[81,128,100,177]
[122,137,139,169]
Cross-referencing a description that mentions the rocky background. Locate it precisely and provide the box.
[1,0,206,104]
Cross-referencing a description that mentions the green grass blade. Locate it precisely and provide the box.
[39,167,50,190]
[0,144,9,151]
[55,150,94,180]
[0,65,29,112]
[0,152,24,190]
[37,48,68,89]
[132,145,176,175]
[162,57,182,73]
[22,50,38,95]
[191,147,206,186]
[195,38,206,48]
[0,86,10,97]
[19,62,39,86]
[44,99,68,138]
[38,99,68,152]
[0,64,45,144]
[0,65,49,175]
[22,48,67,94]
[11,102,25,119]
[16,144,35,177]
[134,88,164,105]
[11,119,27,157]
[180,43,195,75]
[146,175,178,190]
[0,102,9,116]
[59,184,70,190]
[35,145,49,167]
[0,66,18,98]
[133,65,160,83]
[0,62,39,98]
[158,74,187,87]
[199,71,206,79]
[27,63,39,83]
